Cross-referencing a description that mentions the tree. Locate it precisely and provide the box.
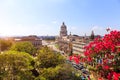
[35,64,81,80]
[35,46,80,80]
[10,41,36,55]
[0,39,13,51]
[36,46,65,68]
[0,51,34,80]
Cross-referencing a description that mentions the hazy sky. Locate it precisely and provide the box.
[0,0,120,36]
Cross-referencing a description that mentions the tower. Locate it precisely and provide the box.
[60,22,67,37]
[90,30,95,40]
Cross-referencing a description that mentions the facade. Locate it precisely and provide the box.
[56,22,72,55]
[56,22,91,56]
[14,35,42,49]
[57,39,72,55]
[72,40,88,56]
[60,22,68,37]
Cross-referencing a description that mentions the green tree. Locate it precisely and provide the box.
[0,39,13,51]
[36,46,65,68]
[11,41,36,55]
[35,64,81,80]
[35,46,81,80]
[0,51,34,80]
[52,64,80,80]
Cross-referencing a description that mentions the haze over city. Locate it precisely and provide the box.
[0,0,120,36]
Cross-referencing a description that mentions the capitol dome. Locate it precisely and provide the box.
[60,22,68,37]
[61,22,67,28]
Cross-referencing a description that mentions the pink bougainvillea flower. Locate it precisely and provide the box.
[113,72,120,80]
[69,56,73,61]
[103,65,110,70]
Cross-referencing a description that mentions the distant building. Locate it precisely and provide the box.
[72,40,88,56]
[14,35,42,49]
[56,22,72,55]
[56,22,91,56]
[60,22,68,37]
[90,30,95,40]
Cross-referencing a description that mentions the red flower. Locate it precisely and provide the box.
[107,72,113,80]
[87,57,92,62]
[103,65,110,70]
[69,56,73,61]
[81,30,120,78]
[69,55,79,64]
[113,72,120,80]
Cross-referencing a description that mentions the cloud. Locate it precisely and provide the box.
[91,26,107,35]
[67,26,78,35]
[92,26,104,31]
[51,21,57,24]
[0,23,58,36]
[68,26,77,30]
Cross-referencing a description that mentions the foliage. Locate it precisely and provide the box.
[84,30,120,79]
[0,46,82,80]
[35,46,80,80]
[35,64,81,80]
[54,64,81,80]
[0,39,13,51]
[10,41,36,55]
[36,46,65,68]
[0,51,34,80]
[55,44,59,49]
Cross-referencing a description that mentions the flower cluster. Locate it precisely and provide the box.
[69,55,80,64]
[84,30,120,57]
[84,30,120,79]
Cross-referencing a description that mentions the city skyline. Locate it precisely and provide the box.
[0,0,120,36]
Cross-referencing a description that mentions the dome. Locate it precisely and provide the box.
[61,22,66,28]
[60,22,68,37]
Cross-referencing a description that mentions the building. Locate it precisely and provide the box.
[60,22,68,37]
[56,22,91,56]
[56,22,72,55]
[14,35,42,49]
[72,40,88,56]
[90,30,95,40]
[57,38,73,55]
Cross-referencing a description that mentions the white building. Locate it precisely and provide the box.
[72,40,88,56]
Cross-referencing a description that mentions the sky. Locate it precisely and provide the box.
[0,0,120,36]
